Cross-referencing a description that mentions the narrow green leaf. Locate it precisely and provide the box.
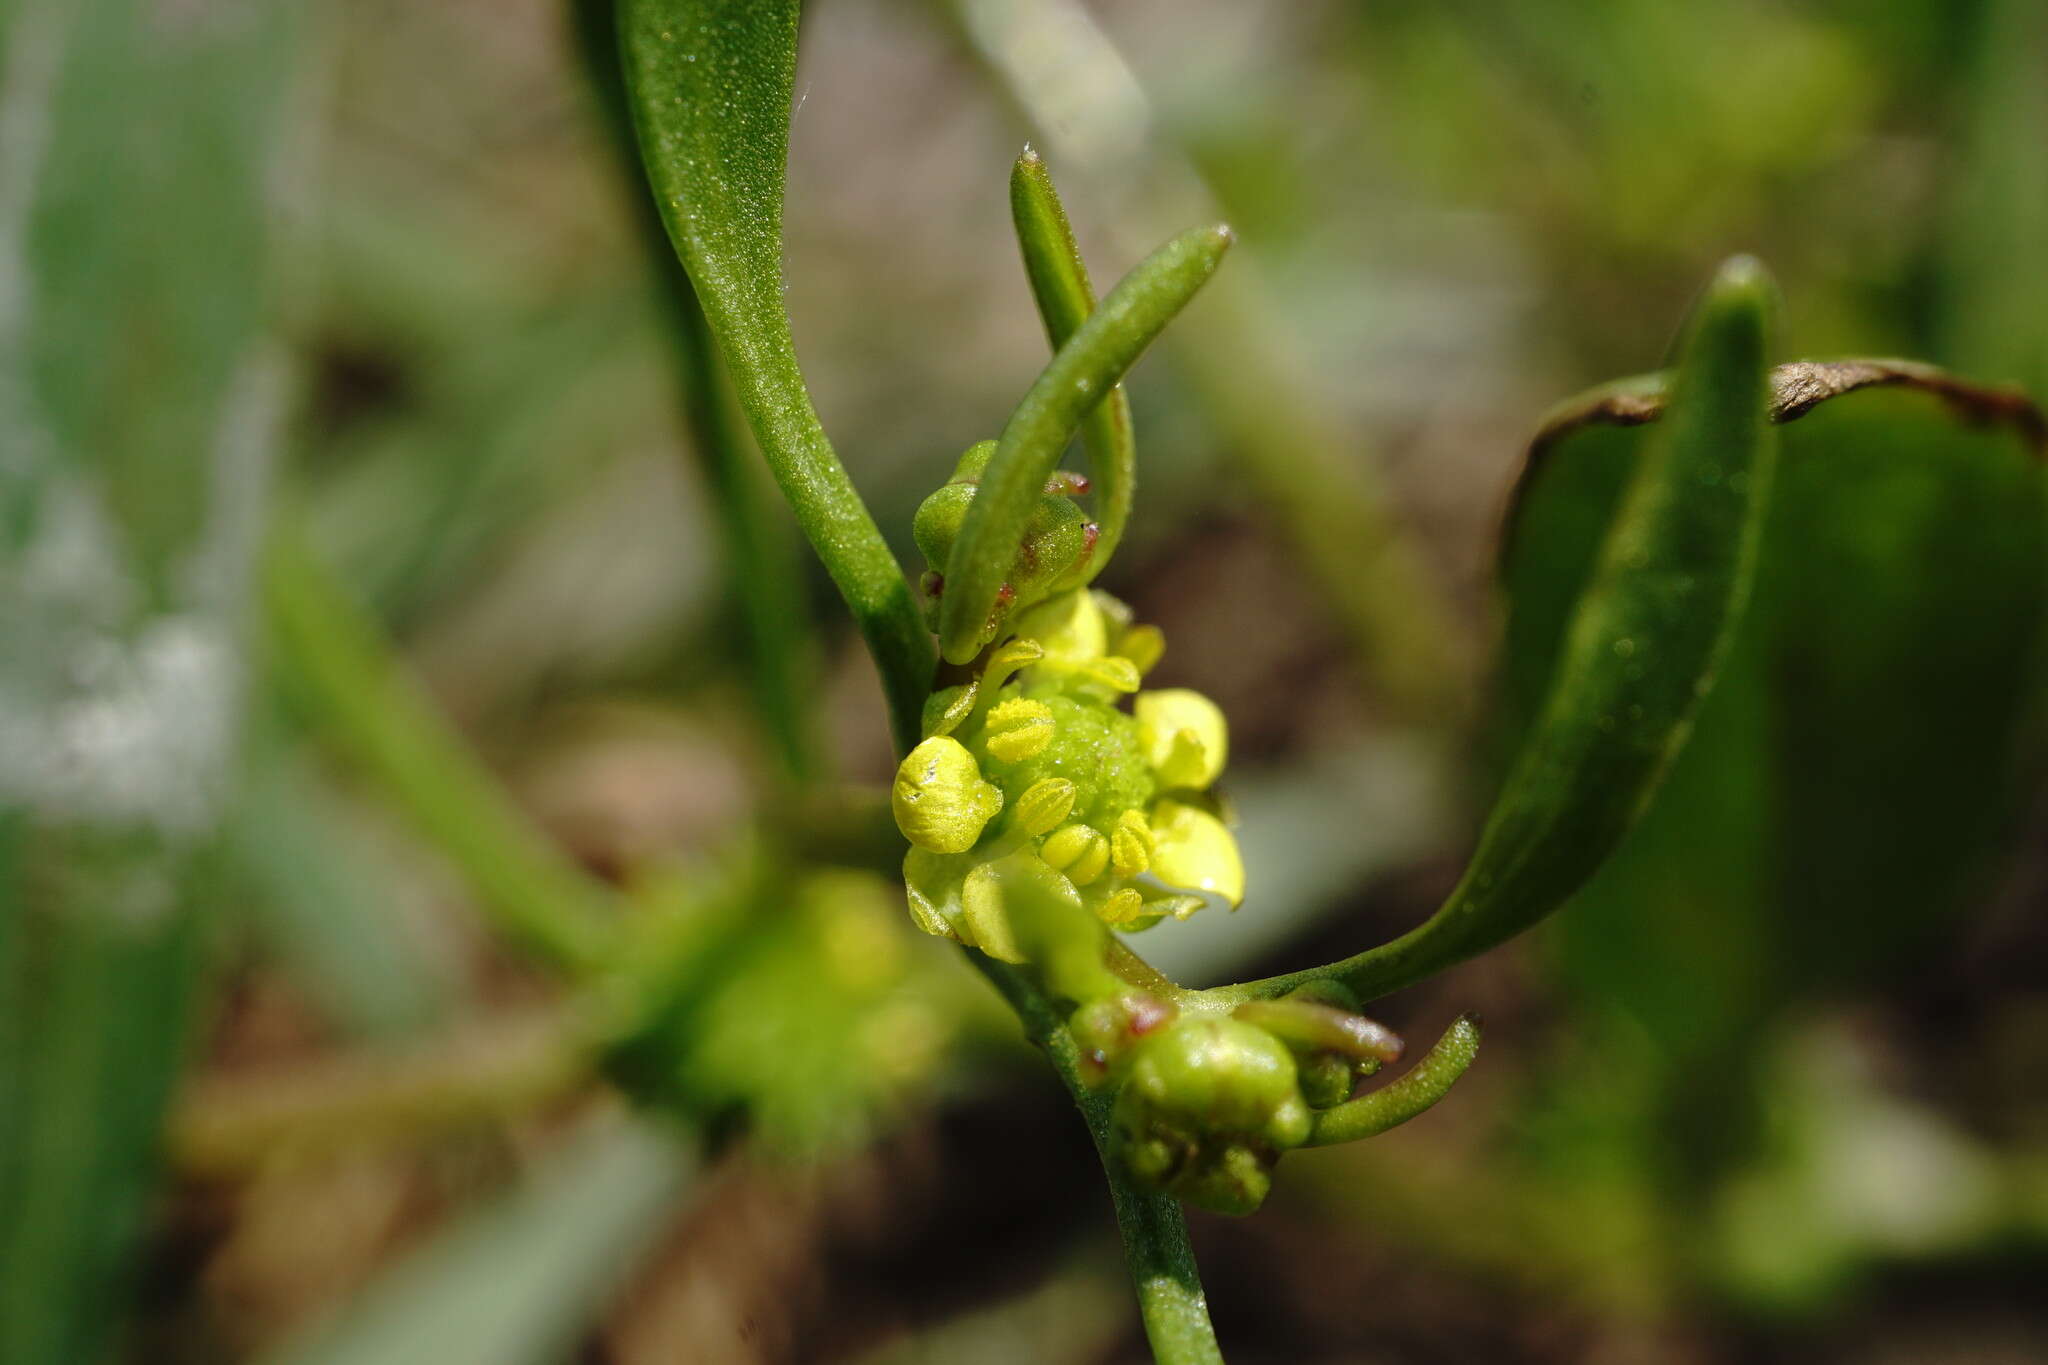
[262,522,617,974]
[1509,372,2046,1055]
[938,223,1232,663]
[264,1117,694,1365]
[943,0,1472,727]
[0,865,214,1365]
[1223,257,1777,1005]
[573,0,822,783]
[1485,357,2048,1232]
[1009,148,1136,579]
[618,0,933,749]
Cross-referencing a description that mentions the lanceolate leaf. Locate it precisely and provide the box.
[1224,257,1777,1005]
[1479,346,2048,1230]
[572,0,822,783]
[618,0,933,749]
[1502,367,2047,1058]
[1009,148,1137,579]
[938,222,1231,663]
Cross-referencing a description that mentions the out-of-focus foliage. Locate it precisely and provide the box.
[0,3,304,1364]
[6,0,2048,1360]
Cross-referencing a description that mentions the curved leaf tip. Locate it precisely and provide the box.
[1223,256,1777,1006]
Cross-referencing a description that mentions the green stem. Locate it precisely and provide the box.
[671,295,824,780]
[263,521,618,974]
[971,956,1225,1364]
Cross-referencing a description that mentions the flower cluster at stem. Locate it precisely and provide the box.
[1071,981,1407,1215]
[892,583,1243,958]
[894,441,1478,1217]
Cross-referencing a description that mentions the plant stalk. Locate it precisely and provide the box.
[971,955,1226,1363]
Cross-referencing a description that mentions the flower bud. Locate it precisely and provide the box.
[1114,623,1166,676]
[892,737,1003,854]
[1112,1017,1313,1216]
[1295,1052,1358,1110]
[921,681,977,738]
[911,442,1098,637]
[1110,809,1154,879]
[1008,588,1108,665]
[982,697,1057,762]
[1096,887,1145,925]
[891,583,1245,953]
[1012,778,1077,835]
[1070,655,1142,698]
[1041,823,1110,885]
[1071,989,1178,1085]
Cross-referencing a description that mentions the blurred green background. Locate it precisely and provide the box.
[4,0,2047,1362]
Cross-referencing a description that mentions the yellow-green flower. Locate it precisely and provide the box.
[892,586,1245,961]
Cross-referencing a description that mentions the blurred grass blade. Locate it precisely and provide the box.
[938,222,1231,663]
[170,1013,597,1179]
[265,1116,694,1365]
[618,0,932,750]
[1228,257,1776,1005]
[231,743,456,1042]
[0,0,305,1360]
[0,875,214,1365]
[1010,148,1136,578]
[263,522,617,973]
